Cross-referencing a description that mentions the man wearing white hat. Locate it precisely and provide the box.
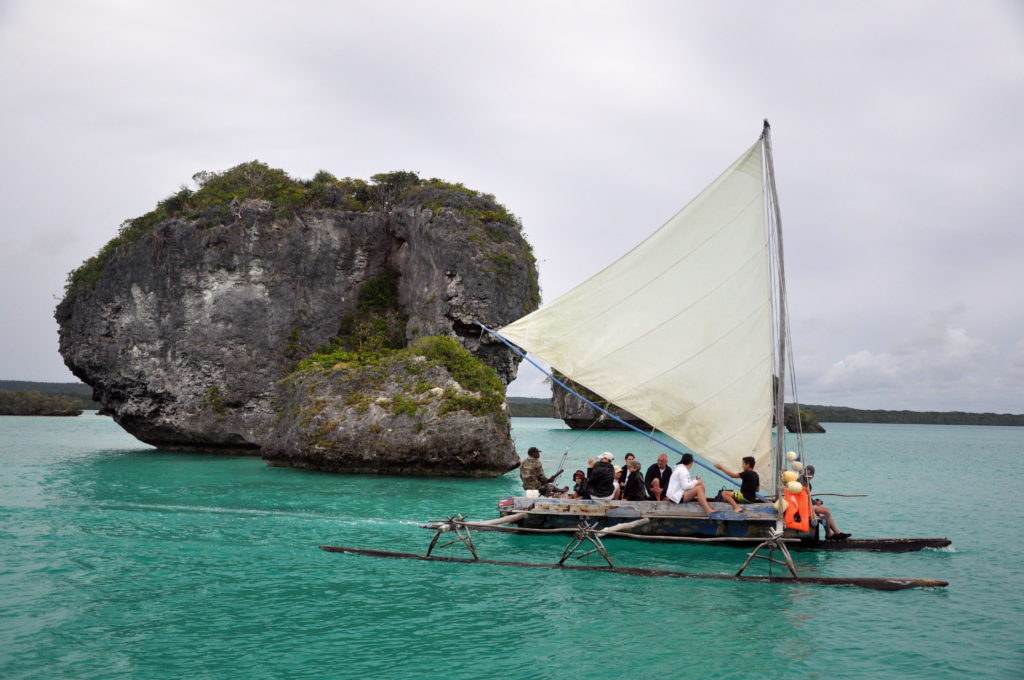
[585,452,616,501]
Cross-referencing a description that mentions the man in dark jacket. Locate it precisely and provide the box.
[586,451,616,500]
[645,453,672,501]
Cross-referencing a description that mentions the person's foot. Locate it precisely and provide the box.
[833,532,851,540]
[734,506,745,513]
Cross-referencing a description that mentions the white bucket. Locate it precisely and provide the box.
[525,489,540,498]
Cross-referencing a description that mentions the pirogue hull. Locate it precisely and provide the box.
[496,496,950,552]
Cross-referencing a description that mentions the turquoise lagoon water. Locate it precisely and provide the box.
[1,415,1022,679]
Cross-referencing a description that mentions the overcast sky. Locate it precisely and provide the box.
[1,0,1021,413]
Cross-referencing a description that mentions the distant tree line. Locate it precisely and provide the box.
[800,404,1024,426]
[507,396,1023,427]
[507,396,554,417]
[0,389,83,416]
[0,381,100,413]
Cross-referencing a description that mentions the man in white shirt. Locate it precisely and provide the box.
[665,453,715,515]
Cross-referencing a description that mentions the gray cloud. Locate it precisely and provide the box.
[1,0,1021,413]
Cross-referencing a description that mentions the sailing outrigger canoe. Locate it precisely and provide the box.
[322,122,951,589]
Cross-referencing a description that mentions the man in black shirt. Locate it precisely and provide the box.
[714,456,759,512]
[644,453,672,501]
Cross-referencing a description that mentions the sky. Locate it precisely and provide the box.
[1,0,1021,413]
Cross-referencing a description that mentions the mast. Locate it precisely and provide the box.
[763,119,788,501]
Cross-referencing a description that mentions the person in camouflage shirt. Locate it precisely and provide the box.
[519,446,567,497]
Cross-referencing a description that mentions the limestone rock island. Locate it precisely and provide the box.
[56,164,540,476]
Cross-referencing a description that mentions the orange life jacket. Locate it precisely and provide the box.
[784,487,811,532]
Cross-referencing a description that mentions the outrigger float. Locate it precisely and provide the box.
[322,122,950,590]
[319,509,949,591]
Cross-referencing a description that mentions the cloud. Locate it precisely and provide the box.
[805,316,1017,411]
[0,0,1022,416]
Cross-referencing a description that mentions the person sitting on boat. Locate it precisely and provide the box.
[801,465,851,540]
[645,454,672,502]
[520,446,567,497]
[612,466,623,499]
[586,452,616,501]
[623,452,636,469]
[620,460,649,501]
[569,470,589,499]
[665,453,715,515]
[713,456,760,513]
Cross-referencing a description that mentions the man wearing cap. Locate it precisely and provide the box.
[586,452,617,501]
[621,460,649,501]
[802,465,851,540]
[520,447,567,497]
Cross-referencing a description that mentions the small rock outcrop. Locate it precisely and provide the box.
[785,405,826,433]
[265,337,514,476]
[551,373,652,430]
[56,164,540,476]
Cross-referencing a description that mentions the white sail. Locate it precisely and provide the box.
[499,138,777,479]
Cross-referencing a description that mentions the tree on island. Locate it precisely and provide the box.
[0,389,82,416]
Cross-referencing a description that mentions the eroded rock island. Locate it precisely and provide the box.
[56,164,540,476]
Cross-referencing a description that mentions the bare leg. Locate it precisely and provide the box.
[683,483,714,515]
[721,490,743,512]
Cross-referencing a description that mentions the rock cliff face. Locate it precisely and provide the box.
[56,165,539,476]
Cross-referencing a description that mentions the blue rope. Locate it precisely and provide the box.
[479,323,740,490]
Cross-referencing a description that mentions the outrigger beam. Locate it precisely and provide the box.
[735,529,798,578]
[425,514,479,560]
[556,517,652,567]
[559,520,614,566]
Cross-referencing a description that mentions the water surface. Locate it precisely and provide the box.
[1,416,1021,678]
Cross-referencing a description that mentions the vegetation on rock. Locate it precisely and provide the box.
[64,162,538,307]
[292,335,505,422]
